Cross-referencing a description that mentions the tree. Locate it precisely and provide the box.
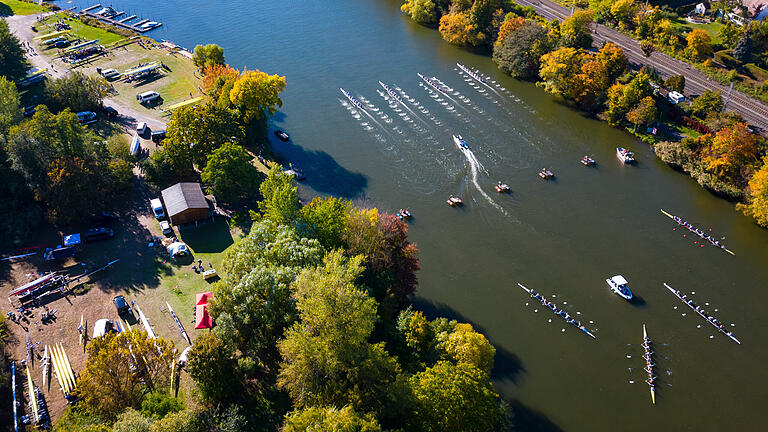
[494,16,526,50]
[402,0,438,25]
[200,142,262,204]
[664,74,685,93]
[0,76,21,137]
[440,323,496,374]
[408,361,504,432]
[112,409,152,432]
[45,157,111,223]
[277,251,400,413]
[469,0,500,33]
[718,22,744,49]
[439,12,484,46]
[732,28,753,64]
[560,10,594,49]
[163,102,244,170]
[686,29,713,61]
[229,70,286,121]
[625,96,657,131]
[538,47,584,99]
[641,40,655,57]
[493,21,549,80]
[0,20,27,81]
[737,157,768,227]
[0,146,40,246]
[604,72,653,125]
[186,332,243,403]
[140,392,183,419]
[192,44,225,70]
[701,122,762,185]
[609,0,637,31]
[690,90,723,118]
[258,164,300,225]
[653,19,680,49]
[299,196,351,249]
[77,331,176,420]
[149,410,195,432]
[283,406,381,432]
[44,71,110,113]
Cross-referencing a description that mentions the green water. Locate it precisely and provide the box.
[61,0,768,429]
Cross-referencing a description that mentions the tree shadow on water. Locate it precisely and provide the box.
[267,133,368,199]
[509,400,565,432]
[411,297,526,384]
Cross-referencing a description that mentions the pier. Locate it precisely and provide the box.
[79,4,162,33]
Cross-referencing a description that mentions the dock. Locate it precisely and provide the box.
[79,5,162,33]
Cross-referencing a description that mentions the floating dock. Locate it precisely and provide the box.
[79,5,162,33]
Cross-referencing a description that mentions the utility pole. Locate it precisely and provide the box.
[724,82,734,110]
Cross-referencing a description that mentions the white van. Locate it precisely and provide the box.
[136,90,160,104]
[101,68,120,80]
[150,198,165,219]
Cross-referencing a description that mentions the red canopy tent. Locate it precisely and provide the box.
[195,291,214,329]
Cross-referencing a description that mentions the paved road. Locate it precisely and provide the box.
[4,13,166,131]
[516,0,768,134]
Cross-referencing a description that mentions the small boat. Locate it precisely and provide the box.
[518,283,596,339]
[340,88,366,111]
[274,129,290,142]
[456,62,487,85]
[495,181,510,193]
[129,133,140,156]
[452,134,469,150]
[418,73,447,95]
[581,155,596,166]
[283,163,305,180]
[606,275,633,300]
[660,209,734,255]
[397,209,412,220]
[642,324,656,404]
[538,168,554,180]
[446,195,463,207]
[617,147,635,164]
[663,283,740,344]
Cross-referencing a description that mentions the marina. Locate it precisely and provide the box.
[80,4,162,33]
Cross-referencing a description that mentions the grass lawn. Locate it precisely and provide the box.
[671,17,724,45]
[0,0,45,15]
[38,13,126,46]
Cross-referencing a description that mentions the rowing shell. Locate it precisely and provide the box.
[642,324,656,405]
[663,283,741,344]
[517,283,596,339]
[660,209,735,255]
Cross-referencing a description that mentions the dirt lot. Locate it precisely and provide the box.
[0,177,242,423]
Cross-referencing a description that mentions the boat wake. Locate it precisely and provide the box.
[458,144,507,215]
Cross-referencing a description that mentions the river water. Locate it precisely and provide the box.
[58,0,768,430]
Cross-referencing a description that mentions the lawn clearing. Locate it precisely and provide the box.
[37,13,127,45]
[0,0,46,15]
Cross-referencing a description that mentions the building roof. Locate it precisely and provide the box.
[161,182,208,217]
[741,0,767,16]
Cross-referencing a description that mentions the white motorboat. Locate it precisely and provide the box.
[129,133,140,156]
[617,147,635,164]
[453,134,469,150]
[606,275,633,300]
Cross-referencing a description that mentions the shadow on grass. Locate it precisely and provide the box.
[411,297,526,384]
[267,126,368,199]
[178,219,234,254]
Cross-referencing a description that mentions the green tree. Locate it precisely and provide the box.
[78,331,176,420]
[283,406,381,432]
[609,0,637,31]
[664,74,685,92]
[408,361,504,432]
[44,71,110,113]
[277,251,400,413]
[604,72,653,125]
[402,0,438,25]
[440,323,496,373]
[0,76,21,137]
[493,21,550,80]
[686,29,713,61]
[538,47,584,99]
[560,10,594,49]
[0,20,27,81]
[299,196,351,249]
[641,40,655,57]
[469,0,500,33]
[149,410,195,432]
[163,102,244,170]
[192,44,225,70]
[229,70,286,121]
[690,90,723,118]
[625,96,657,131]
[718,22,744,49]
[186,332,243,404]
[112,409,152,432]
[258,164,300,225]
[200,142,262,204]
[140,392,184,420]
[732,28,753,64]
[0,146,41,246]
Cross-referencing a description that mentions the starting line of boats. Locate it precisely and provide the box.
[518,283,597,339]
[660,209,734,255]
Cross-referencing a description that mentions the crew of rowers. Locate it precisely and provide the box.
[642,336,656,387]
[671,216,724,248]
[528,290,589,333]
[673,289,735,337]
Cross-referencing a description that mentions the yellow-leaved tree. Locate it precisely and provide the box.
[738,158,768,226]
[229,70,286,120]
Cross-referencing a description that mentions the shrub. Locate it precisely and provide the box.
[743,63,768,82]
[714,50,741,69]
[140,392,184,419]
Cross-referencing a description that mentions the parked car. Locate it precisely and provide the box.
[101,68,120,80]
[83,227,114,243]
[93,319,116,338]
[76,111,97,124]
[159,220,173,236]
[103,106,118,118]
[136,90,160,104]
[91,211,119,225]
[150,129,166,144]
[150,198,165,219]
[137,121,150,135]
[113,295,130,315]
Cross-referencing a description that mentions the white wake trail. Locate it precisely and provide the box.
[459,147,507,215]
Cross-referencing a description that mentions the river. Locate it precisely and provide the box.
[57,1,768,430]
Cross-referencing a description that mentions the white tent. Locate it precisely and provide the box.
[167,242,189,259]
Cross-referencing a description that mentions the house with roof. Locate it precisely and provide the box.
[160,182,212,226]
